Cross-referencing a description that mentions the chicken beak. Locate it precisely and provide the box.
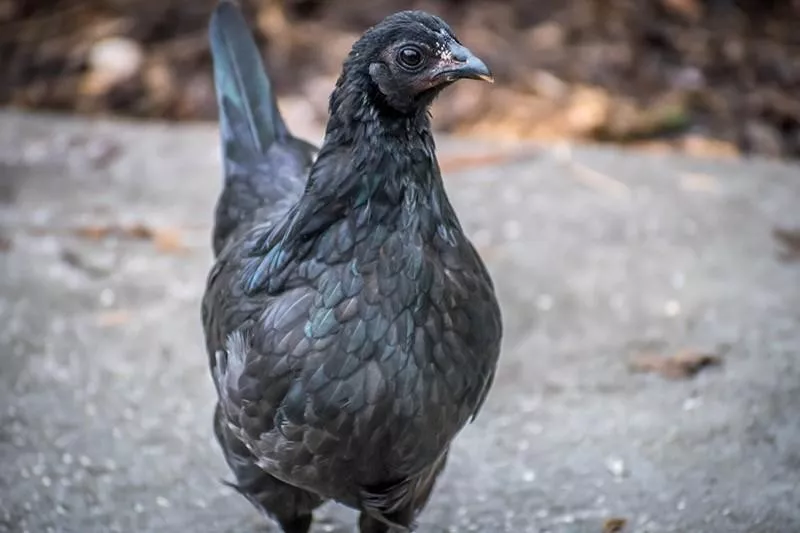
[435,41,494,84]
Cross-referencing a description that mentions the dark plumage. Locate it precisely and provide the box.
[202,2,502,532]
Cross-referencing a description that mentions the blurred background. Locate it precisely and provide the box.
[2,0,800,159]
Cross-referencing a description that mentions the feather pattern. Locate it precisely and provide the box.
[202,4,502,532]
[208,1,318,256]
[209,0,288,159]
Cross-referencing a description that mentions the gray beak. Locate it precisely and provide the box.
[435,41,494,83]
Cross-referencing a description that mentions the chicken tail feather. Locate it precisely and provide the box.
[209,0,288,169]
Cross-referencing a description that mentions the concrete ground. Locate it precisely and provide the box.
[0,109,799,533]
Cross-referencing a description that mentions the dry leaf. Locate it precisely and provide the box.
[630,349,721,380]
[73,223,187,252]
[773,227,800,261]
[123,223,155,240]
[0,235,11,251]
[74,225,112,240]
[603,517,627,533]
[59,248,112,277]
[152,227,187,253]
[660,0,703,21]
[95,310,132,327]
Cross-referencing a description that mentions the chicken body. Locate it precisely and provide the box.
[202,4,502,532]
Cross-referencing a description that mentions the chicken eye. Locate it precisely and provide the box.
[397,45,424,70]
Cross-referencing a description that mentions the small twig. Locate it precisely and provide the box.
[570,160,631,198]
[554,142,631,198]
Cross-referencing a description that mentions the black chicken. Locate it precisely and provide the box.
[202,2,503,532]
